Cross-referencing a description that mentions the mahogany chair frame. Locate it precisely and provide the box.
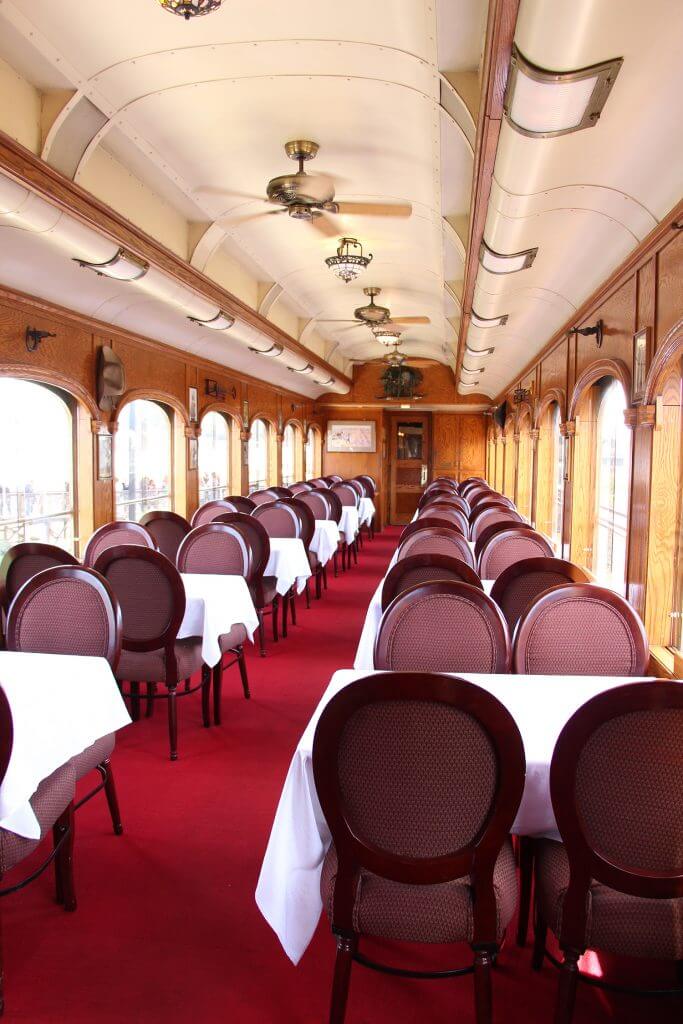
[94,545,210,760]
[313,672,525,1024]
[139,510,190,562]
[214,512,277,657]
[490,558,591,630]
[0,542,79,647]
[417,488,458,510]
[471,510,525,546]
[469,491,514,513]
[535,680,683,1016]
[83,521,156,567]
[469,500,520,527]
[396,526,475,569]
[190,499,239,527]
[381,554,482,610]
[400,518,466,542]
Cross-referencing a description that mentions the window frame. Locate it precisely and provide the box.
[115,398,174,522]
[248,417,270,493]
[198,410,231,505]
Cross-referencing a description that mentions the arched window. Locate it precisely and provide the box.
[116,399,172,521]
[281,423,300,487]
[593,380,631,592]
[198,412,230,504]
[503,429,515,500]
[536,402,565,552]
[0,378,75,554]
[516,413,532,519]
[551,405,566,552]
[305,426,321,480]
[248,418,269,492]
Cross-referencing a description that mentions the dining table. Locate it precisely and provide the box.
[178,573,260,667]
[338,506,359,545]
[0,650,131,840]
[264,537,312,595]
[310,520,339,567]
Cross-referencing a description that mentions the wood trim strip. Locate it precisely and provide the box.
[0,130,351,388]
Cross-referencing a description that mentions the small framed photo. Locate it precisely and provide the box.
[326,420,376,454]
[188,386,198,423]
[188,437,198,471]
[97,432,112,481]
[632,327,650,402]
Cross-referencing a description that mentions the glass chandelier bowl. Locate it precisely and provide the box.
[372,324,403,347]
[158,0,222,19]
[325,238,373,283]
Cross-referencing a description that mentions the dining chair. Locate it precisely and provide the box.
[214,512,278,657]
[5,565,124,835]
[381,554,482,610]
[0,689,77,1014]
[321,488,345,576]
[0,543,79,627]
[417,502,469,537]
[288,497,322,604]
[332,483,360,569]
[471,508,525,545]
[489,557,591,634]
[324,475,343,485]
[176,523,251,721]
[469,491,515,513]
[290,482,313,494]
[473,521,534,560]
[190,498,240,527]
[94,545,209,761]
[422,493,470,517]
[225,495,256,514]
[293,488,336,588]
[396,527,475,569]
[139,510,190,563]
[83,521,155,568]
[308,478,330,489]
[417,487,458,510]
[269,486,295,499]
[253,500,303,636]
[313,671,525,1024]
[478,528,554,580]
[374,580,511,672]
[400,518,466,542]
[249,488,278,506]
[533,680,683,1020]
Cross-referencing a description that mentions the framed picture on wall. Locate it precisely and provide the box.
[188,386,198,423]
[188,437,198,471]
[326,420,376,454]
[632,327,650,402]
[97,433,112,481]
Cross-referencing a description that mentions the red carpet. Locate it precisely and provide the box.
[3,526,677,1023]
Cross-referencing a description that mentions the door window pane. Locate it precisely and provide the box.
[199,412,230,504]
[0,379,74,554]
[396,422,423,460]
[116,400,172,521]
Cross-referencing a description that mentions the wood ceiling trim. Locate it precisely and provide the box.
[0,130,351,388]
[454,0,520,385]
[492,199,683,405]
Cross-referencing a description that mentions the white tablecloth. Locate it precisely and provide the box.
[354,577,494,670]
[255,669,646,964]
[339,507,359,545]
[265,538,312,596]
[178,574,259,667]
[358,498,376,527]
[310,520,339,567]
[0,651,131,840]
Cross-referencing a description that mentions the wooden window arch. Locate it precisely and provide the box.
[115,399,173,521]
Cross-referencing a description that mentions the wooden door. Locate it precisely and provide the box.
[389,413,431,524]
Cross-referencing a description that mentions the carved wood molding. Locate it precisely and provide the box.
[199,401,244,429]
[643,317,683,403]
[0,361,103,423]
[568,358,632,419]
[113,388,190,427]
[535,387,567,427]
[0,131,351,389]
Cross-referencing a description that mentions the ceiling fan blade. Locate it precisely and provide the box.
[308,214,340,238]
[392,316,431,325]
[315,318,362,324]
[333,202,413,218]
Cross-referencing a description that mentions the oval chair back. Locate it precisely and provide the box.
[139,511,190,563]
[471,507,524,543]
[322,488,343,525]
[397,527,475,569]
[290,482,313,494]
[213,512,270,578]
[418,487,457,510]
[0,542,79,613]
[6,565,121,667]
[83,522,155,568]
[400,518,466,542]
[470,491,514,513]
[332,483,359,508]
[474,521,533,560]
[374,581,510,672]
[489,557,591,633]
[354,476,375,500]
[381,554,482,610]
[347,479,364,503]
[248,489,277,506]
[308,478,329,489]
[252,500,301,538]
[176,523,251,578]
[418,502,469,537]
[324,475,343,485]
[287,499,315,550]
[225,495,256,514]
[423,493,469,516]
[513,583,649,676]
[295,489,330,523]
[478,528,554,580]
[191,499,239,528]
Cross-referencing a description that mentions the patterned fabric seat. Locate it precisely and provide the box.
[0,761,75,873]
[139,512,190,562]
[117,636,204,681]
[218,623,248,653]
[321,839,517,944]
[396,528,475,569]
[478,528,553,580]
[0,543,79,613]
[489,558,591,632]
[72,734,115,779]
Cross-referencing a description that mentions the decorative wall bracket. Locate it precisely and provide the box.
[569,319,604,348]
[25,327,56,352]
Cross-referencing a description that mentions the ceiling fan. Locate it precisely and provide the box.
[316,287,431,327]
[199,141,412,237]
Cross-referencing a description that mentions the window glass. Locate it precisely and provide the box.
[282,424,296,486]
[305,426,320,480]
[116,400,172,521]
[248,419,269,491]
[0,379,74,554]
[551,405,565,552]
[198,412,230,504]
[593,380,631,592]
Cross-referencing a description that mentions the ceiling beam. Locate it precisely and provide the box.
[0,129,351,388]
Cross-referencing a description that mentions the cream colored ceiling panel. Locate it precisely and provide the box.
[440,106,474,219]
[436,0,488,72]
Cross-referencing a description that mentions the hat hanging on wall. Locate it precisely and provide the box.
[97,345,126,412]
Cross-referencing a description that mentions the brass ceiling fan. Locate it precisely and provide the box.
[316,287,431,327]
[200,141,412,237]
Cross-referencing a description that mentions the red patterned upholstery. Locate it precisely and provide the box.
[381,554,482,610]
[252,501,300,538]
[353,476,375,500]
[397,528,475,568]
[176,523,250,576]
[418,503,469,537]
[374,581,510,672]
[478,528,553,580]
[117,637,204,682]
[402,517,466,540]
[139,511,190,562]
[513,583,649,675]
[332,483,359,508]
[218,624,248,653]
[470,507,523,542]
[489,558,591,632]
[190,499,239,528]
[0,762,76,873]
[213,513,270,578]
[474,521,532,560]
[0,543,79,611]
[83,522,155,568]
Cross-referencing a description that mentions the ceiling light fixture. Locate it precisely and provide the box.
[372,325,403,347]
[313,374,334,386]
[158,0,222,19]
[75,247,148,281]
[247,343,284,358]
[459,379,480,388]
[465,343,495,357]
[288,363,314,375]
[324,237,373,284]
[479,239,537,274]
[504,46,623,139]
[188,310,235,330]
[462,364,485,374]
[470,309,508,328]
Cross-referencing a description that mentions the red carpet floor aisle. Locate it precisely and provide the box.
[3,526,677,1023]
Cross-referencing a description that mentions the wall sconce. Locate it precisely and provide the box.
[569,319,604,348]
[25,327,56,352]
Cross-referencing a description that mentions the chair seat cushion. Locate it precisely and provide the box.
[116,637,204,683]
[218,624,248,653]
[72,733,115,779]
[0,761,76,873]
[321,838,516,944]
[536,839,683,959]
[250,576,278,608]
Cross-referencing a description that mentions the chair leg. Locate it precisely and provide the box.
[0,901,4,1017]
[315,569,322,600]
[473,948,494,1024]
[517,836,534,946]
[145,681,156,717]
[290,590,297,626]
[323,565,328,591]
[130,681,141,721]
[167,684,179,761]
[201,666,211,728]
[282,593,288,638]
[329,934,356,1024]
[333,551,339,578]
[272,598,279,642]
[237,645,250,700]
[211,662,222,726]
[531,908,547,971]
[257,609,267,657]
[352,539,358,565]
[305,579,311,609]
[554,949,580,1024]
[101,758,123,835]
[55,802,77,913]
